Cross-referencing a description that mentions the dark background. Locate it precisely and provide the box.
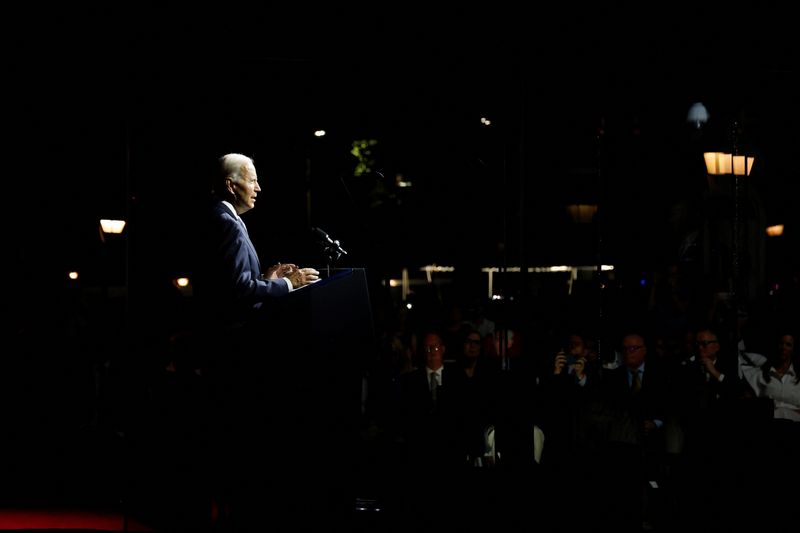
[7,4,799,328]
[2,4,799,525]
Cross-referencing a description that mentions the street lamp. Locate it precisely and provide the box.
[566,204,598,224]
[99,218,126,236]
[702,122,756,315]
[703,152,755,177]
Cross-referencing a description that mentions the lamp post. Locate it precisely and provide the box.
[703,121,755,322]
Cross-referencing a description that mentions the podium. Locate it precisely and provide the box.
[250,267,376,522]
[263,267,374,406]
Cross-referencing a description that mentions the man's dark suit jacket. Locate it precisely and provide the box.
[397,365,469,469]
[599,362,670,449]
[674,354,742,458]
[196,199,290,327]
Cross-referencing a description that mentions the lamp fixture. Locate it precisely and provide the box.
[100,219,126,234]
[703,152,755,176]
[566,204,598,223]
[766,224,784,237]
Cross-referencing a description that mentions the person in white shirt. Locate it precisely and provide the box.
[739,330,799,422]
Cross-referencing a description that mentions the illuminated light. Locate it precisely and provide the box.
[480,117,491,126]
[703,152,755,176]
[686,102,710,129]
[68,271,79,280]
[566,204,598,223]
[483,265,614,273]
[406,302,413,310]
[731,155,754,176]
[640,278,647,286]
[100,219,126,234]
[480,264,618,299]
[172,277,192,296]
[388,279,400,287]
[396,174,412,188]
[766,224,784,237]
[420,265,456,273]
[314,130,326,137]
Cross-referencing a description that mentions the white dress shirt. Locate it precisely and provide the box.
[740,351,800,422]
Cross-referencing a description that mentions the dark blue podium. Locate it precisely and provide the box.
[250,267,376,525]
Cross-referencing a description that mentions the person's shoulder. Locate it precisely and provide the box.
[476,356,503,376]
[399,367,425,386]
[207,199,237,224]
[207,198,228,215]
[604,365,629,381]
[443,364,470,386]
[740,351,767,366]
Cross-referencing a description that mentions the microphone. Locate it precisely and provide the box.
[311,227,347,258]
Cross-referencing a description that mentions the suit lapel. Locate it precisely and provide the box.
[237,218,261,271]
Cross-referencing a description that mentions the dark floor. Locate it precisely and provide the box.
[0,507,152,531]
[2,421,796,532]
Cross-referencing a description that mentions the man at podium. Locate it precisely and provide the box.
[198,152,319,327]
[193,152,321,531]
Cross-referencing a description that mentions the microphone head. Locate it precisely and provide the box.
[311,227,332,243]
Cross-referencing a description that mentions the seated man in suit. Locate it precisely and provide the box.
[595,332,670,530]
[395,331,470,526]
[397,331,469,467]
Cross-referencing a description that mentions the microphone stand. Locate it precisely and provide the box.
[319,238,347,278]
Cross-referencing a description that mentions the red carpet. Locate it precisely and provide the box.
[0,508,153,531]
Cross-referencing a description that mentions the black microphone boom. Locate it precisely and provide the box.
[311,227,347,262]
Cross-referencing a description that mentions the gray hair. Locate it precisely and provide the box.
[213,153,253,197]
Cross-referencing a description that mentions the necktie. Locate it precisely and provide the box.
[631,369,642,394]
[430,371,438,404]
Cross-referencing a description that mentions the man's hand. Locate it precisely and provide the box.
[286,267,320,288]
[265,263,297,279]
[572,357,587,381]
[554,351,567,374]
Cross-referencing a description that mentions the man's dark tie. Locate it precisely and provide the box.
[631,369,642,394]
[430,372,438,404]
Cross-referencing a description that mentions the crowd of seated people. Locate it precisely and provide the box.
[16,263,797,532]
[359,272,799,531]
